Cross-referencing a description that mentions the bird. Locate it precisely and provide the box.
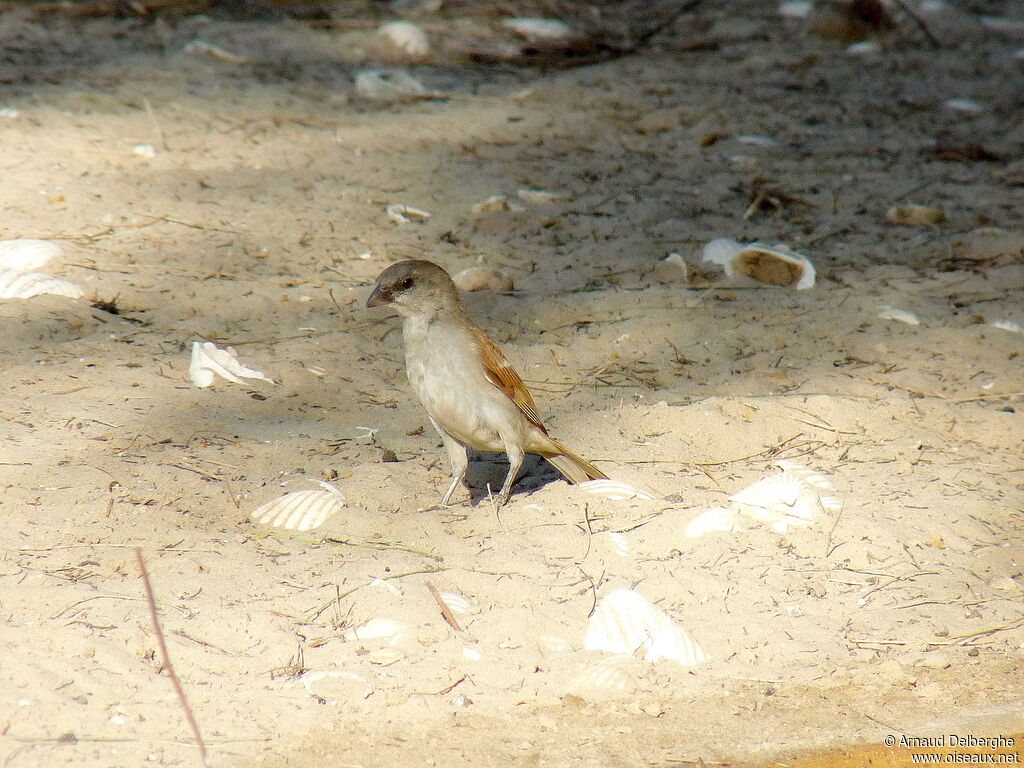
[366,259,607,506]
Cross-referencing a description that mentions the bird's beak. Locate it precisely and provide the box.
[366,284,392,308]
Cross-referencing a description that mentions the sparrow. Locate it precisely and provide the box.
[367,259,607,505]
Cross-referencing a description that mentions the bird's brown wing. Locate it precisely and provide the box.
[471,328,548,435]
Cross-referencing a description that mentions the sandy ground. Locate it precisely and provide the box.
[1,1,1023,766]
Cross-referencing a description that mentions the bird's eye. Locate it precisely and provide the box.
[399,277,415,290]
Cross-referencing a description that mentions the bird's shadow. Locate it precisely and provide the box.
[464,453,562,504]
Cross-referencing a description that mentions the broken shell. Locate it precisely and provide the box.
[453,266,514,292]
[501,17,572,40]
[684,506,742,539]
[877,306,921,325]
[386,203,432,224]
[0,269,83,299]
[885,204,944,227]
[701,238,815,289]
[989,319,1023,334]
[584,589,706,666]
[184,39,249,64]
[189,341,275,387]
[379,21,430,56]
[579,479,657,502]
[0,239,63,272]
[516,188,570,204]
[250,483,344,531]
[355,69,426,99]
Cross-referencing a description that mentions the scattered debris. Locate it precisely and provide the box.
[517,188,570,204]
[885,204,944,227]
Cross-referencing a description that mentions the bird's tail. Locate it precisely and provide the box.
[542,442,608,484]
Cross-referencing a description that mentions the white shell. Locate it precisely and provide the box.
[342,617,413,646]
[501,17,572,40]
[878,306,921,325]
[386,203,432,224]
[942,98,983,114]
[301,670,372,703]
[567,656,637,695]
[701,238,815,289]
[133,143,156,158]
[355,69,426,99]
[0,239,63,272]
[729,463,840,532]
[778,1,813,19]
[885,204,944,226]
[584,589,706,666]
[453,266,514,292]
[0,269,83,299]
[989,320,1023,334]
[579,479,658,502]
[736,134,776,147]
[188,341,275,387]
[516,188,570,204]
[379,21,430,56]
[846,40,881,55]
[600,531,630,557]
[684,506,742,539]
[439,592,475,616]
[250,483,344,531]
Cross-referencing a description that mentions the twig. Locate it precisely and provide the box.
[891,0,941,48]
[426,581,463,633]
[135,548,208,767]
[621,0,707,56]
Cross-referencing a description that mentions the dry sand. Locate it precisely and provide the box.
[1,2,1022,766]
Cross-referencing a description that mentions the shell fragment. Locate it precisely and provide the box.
[188,341,275,387]
[701,238,815,289]
[579,479,658,502]
[386,204,432,224]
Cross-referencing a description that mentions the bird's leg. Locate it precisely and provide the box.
[437,430,469,507]
[498,442,525,504]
